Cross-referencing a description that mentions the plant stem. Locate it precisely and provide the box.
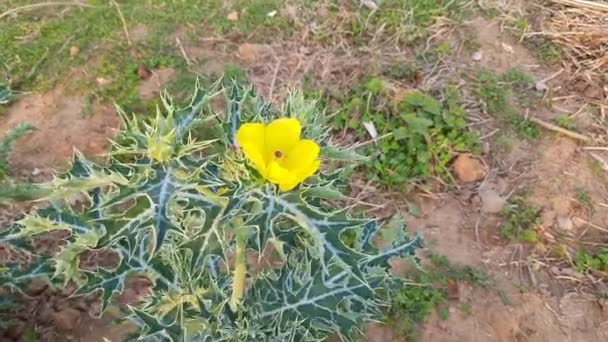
[229,224,247,312]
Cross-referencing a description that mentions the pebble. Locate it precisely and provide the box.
[453,154,487,183]
[480,188,506,214]
[472,50,483,61]
[69,46,80,59]
[226,10,239,21]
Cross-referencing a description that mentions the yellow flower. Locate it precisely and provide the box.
[236,118,320,192]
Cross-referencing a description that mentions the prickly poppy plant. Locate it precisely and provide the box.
[0,81,420,341]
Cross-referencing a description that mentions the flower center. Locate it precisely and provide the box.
[274,150,283,158]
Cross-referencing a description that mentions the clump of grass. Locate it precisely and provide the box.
[222,63,248,83]
[331,79,479,187]
[552,114,575,130]
[523,37,561,65]
[474,70,539,139]
[385,253,491,340]
[575,188,595,216]
[382,63,419,82]
[499,197,541,243]
[574,249,608,273]
[0,0,291,112]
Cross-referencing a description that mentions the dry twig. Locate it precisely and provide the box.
[531,0,608,89]
[175,37,191,67]
[0,1,94,19]
[529,117,592,142]
[110,0,131,47]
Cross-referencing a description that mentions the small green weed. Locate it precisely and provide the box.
[512,17,529,36]
[552,115,575,130]
[331,79,479,187]
[499,197,541,243]
[590,160,606,179]
[386,253,491,340]
[383,63,419,83]
[574,249,608,273]
[458,302,473,316]
[474,70,539,139]
[0,0,290,112]
[524,37,561,65]
[503,68,534,90]
[575,188,595,216]
[222,63,248,83]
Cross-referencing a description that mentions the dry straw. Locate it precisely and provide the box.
[531,0,608,87]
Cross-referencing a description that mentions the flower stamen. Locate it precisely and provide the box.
[274,150,283,158]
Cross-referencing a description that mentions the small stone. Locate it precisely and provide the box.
[452,154,487,183]
[238,43,259,63]
[480,188,506,214]
[226,10,239,21]
[69,46,80,59]
[52,308,81,331]
[95,77,112,87]
[557,216,573,231]
[535,81,548,92]
[31,168,42,176]
[501,42,514,54]
[472,50,483,61]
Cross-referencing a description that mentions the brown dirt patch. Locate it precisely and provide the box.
[0,89,118,175]
[137,68,176,100]
[466,17,539,74]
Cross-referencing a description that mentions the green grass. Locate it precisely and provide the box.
[499,197,541,243]
[385,253,491,341]
[575,188,595,216]
[574,249,608,273]
[329,79,479,187]
[359,0,473,44]
[524,37,561,65]
[474,70,539,140]
[552,114,575,130]
[0,0,291,112]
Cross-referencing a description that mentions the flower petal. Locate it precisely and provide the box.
[236,123,267,177]
[264,118,301,158]
[267,160,296,184]
[278,160,319,191]
[284,139,320,171]
[279,178,301,192]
